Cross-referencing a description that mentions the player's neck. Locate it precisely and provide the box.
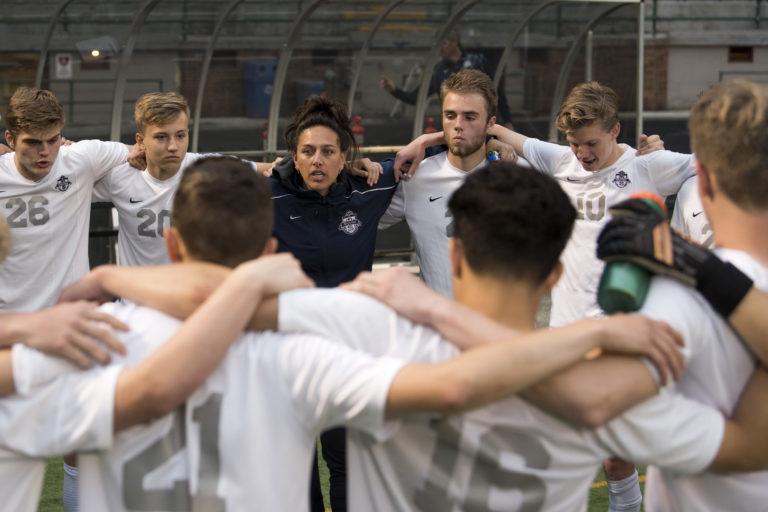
[457,275,538,331]
[147,163,180,181]
[446,143,487,172]
[596,143,626,171]
[711,202,768,267]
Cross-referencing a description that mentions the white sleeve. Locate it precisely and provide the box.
[92,169,113,202]
[12,344,80,395]
[641,151,696,196]
[73,140,130,181]
[378,182,405,229]
[593,387,724,474]
[278,336,405,438]
[637,277,706,368]
[521,138,571,176]
[278,289,448,362]
[0,365,120,456]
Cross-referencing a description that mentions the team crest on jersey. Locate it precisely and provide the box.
[54,175,72,192]
[612,170,630,188]
[338,210,362,235]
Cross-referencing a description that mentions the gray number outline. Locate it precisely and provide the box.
[414,417,550,511]
[575,191,606,221]
[5,195,50,228]
[122,393,225,511]
[137,208,171,238]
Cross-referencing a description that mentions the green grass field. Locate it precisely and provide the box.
[37,456,645,511]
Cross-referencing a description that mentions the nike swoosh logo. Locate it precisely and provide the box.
[566,177,584,182]
[429,196,443,202]
[692,211,704,217]
[129,198,144,203]
[290,215,302,220]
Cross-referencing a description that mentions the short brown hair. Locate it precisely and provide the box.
[134,92,190,134]
[172,156,273,267]
[689,80,768,211]
[5,87,65,140]
[556,81,618,134]
[440,69,498,121]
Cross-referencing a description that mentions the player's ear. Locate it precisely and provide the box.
[449,238,465,280]
[695,159,715,201]
[261,237,278,256]
[609,122,621,139]
[486,115,496,131]
[542,260,563,294]
[164,227,185,263]
[135,132,143,147]
[5,131,14,149]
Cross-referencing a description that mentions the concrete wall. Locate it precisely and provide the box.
[667,46,768,109]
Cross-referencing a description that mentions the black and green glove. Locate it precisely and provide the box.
[597,198,752,318]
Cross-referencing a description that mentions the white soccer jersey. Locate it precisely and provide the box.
[670,176,713,248]
[11,301,403,512]
[0,140,128,310]
[639,249,768,512]
[279,289,725,512]
[522,138,695,326]
[379,152,484,297]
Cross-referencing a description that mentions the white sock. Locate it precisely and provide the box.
[607,470,642,512]
[62,462,80,512]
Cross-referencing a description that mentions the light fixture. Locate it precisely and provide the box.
[76,36,117,62]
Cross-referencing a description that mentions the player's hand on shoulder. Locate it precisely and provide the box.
[394,132,442,182]
[636,134,665,155]
[340,267,436,325]
[597,314,685,386]
[348,158,383,186]
[487,138,518,163]
[232,253,314,297]
[26,301,128,368]
[58,266,117,305]
[127,144,147,170]
[0,143,12,155]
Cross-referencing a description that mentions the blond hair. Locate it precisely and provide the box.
[5,87,65,141]
[134,92,190,133]
[556,81,619,134]
[689,80,768,211]
[440,69,497,121]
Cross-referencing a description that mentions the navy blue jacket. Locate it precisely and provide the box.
[270,158,398,287]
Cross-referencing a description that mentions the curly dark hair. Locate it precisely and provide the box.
[283,95,359,162]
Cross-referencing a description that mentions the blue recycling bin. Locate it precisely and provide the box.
[243,60,276,118]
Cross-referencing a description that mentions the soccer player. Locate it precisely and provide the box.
[378,69,499,297]
[596,79,768,511]
[0,87,132,311]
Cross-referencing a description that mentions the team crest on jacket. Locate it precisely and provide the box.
[338,210,362,235]
[54,175,72,192]
[612,170,630,188]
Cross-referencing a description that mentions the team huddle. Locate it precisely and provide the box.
[1,70,767,512]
